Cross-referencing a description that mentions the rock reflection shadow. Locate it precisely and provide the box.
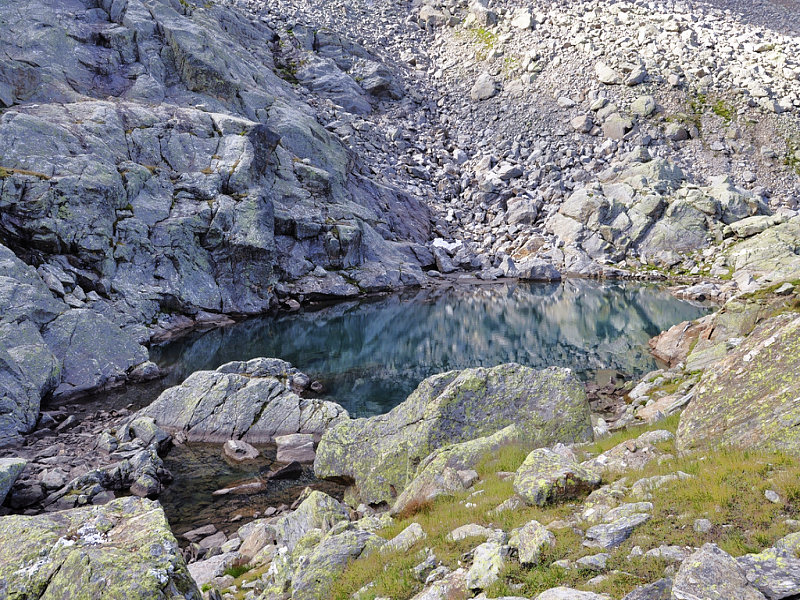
[152,280,709,417]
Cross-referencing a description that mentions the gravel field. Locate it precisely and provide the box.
[698,0,800,33]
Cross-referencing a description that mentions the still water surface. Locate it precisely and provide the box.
[152,279,709,418]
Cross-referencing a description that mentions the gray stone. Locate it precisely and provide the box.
[223,439,260,462]
[673,544,767,600]
[631,96,657,117]
[383,522,426,553]
[466,541,508,590]
[621,578,672,600]
[133,358,348,443]
[509,519,555,565]
[584,513,651,549]
[536,588,610,600]
[0,457,26,504]
[471,73,498,101]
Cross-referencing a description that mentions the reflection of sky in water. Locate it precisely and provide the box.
[152,280,709,418]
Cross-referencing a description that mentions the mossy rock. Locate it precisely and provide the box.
[0,496,200,599]
[314,364,593,506]
[677,312,800,454]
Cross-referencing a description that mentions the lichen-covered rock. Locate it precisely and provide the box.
[0,496,200,599]
[273,491,350,551]
[583,513,651,549]
[672,543,767,600]
[133,358,348,443]
[466,541,508,590]
[289,527,385,599]
[677,313,800,454]
[316,364,592,506]
[410,567,467,600]
[544,158,768,272]
[509,519,555,565]
[724,216,800,284]
[0,457,26,504]
[621,578,672,600]
[383,522,426,553]
[582,430,673,475]
[392,425,522,514]
[514,447,601,506]
[737,540,800,600]
[536,588,611,600]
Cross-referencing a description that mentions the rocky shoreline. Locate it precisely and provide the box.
[1,0,800,597]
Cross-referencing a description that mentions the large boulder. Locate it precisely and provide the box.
[672,544,767,600]
[0,496,200,599]
[133,358,348,443]
[42,309,149,400]
[677,313,800,454]
[315,364,593,506]
[0,243,148,445]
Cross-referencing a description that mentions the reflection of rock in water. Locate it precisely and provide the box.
[152,280,709,417]
[159,443,343,540]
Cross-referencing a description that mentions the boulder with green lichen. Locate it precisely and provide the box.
[514,446,601,506]
[315,364,593,507]
[0,496,200,599]
[677,312,800,454]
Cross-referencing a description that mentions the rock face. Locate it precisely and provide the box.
[315,364,593,506]
[0,457,26,504]
[0,0,430,344]
[0,243,150,446]
[677,313,800,454]
[133,358,348,443]
[0,496,200,599]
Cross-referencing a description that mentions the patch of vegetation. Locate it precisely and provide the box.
[0,166,51,180]
[784,139,800,176]
[468,27,499,61]
[333,418,800,600]
[223,563,252,579]
[711,99,735,124]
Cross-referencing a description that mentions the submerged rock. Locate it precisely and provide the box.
[133,358,348,443]
[0,496,200,599]
[315,364,592,506]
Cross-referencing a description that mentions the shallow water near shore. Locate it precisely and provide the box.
[152,279,710,418]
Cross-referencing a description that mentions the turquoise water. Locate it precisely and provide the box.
[152,279,709,418]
